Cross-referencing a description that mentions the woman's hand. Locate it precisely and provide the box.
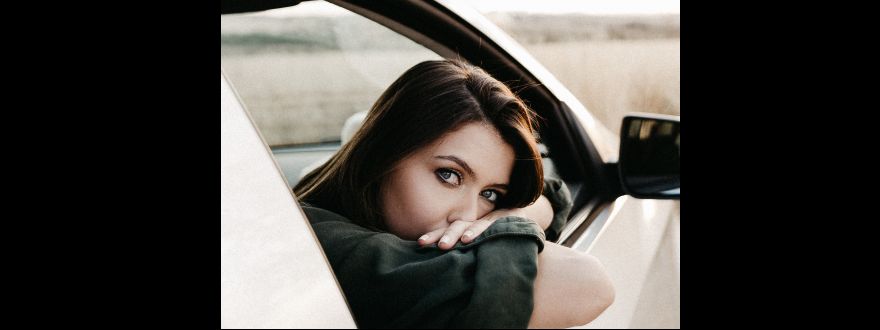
[417,195,554,250]
[417,208,525,250]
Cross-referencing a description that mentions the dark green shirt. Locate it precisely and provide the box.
[301,177,572,328]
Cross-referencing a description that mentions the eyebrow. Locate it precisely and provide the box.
[435,155,509,191]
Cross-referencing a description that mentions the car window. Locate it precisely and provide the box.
[221,0,443,148]
[472,5,680,135]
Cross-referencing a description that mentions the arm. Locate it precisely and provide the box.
[529,243,615,328]
[521,195,554,231]
[305,206,546,328]
[418,201,614,327]
[490,193,614,327]
[423,176,569,248]
[424,195,554,248]
[409,177,610,327]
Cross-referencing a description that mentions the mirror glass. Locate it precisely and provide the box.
[619,116,680,198]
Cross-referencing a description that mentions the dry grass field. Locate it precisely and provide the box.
[523,39,680,135]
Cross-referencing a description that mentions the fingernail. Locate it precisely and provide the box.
[440,236,450,244]
[419,235,429,241]
[463,231,473,238]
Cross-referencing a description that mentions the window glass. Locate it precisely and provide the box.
[472,1,680,135]
[221,0,443,147]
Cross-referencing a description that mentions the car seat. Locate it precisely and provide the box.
[298,111,367,179]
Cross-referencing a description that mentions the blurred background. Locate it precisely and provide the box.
[221,0,679,148]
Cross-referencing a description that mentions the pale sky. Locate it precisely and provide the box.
[468,0,680,15]
[257,0,680,17]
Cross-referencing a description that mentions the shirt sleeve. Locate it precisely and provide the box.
[304,206,545,328]
[541,176,574,242]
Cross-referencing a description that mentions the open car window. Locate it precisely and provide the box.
[221,0,443,148]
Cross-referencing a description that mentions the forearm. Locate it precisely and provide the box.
[521,195,554,231]
[528,243,615,328]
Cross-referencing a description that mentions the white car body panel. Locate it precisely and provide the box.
[221,74,356,328]
[576,197,680,328]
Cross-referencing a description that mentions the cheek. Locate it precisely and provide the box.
[381,170,451,239]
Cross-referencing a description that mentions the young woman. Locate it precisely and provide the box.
[294,59,614,328]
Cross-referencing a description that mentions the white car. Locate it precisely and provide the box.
[221,0,680,328]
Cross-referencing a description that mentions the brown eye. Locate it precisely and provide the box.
[435,168,461,186]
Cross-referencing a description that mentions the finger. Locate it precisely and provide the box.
[437,220,473,250]
[460,218,496,244]
[417,227,448,246]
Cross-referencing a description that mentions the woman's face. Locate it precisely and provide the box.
[379,122,515,240]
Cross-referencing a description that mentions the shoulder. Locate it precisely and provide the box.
[542,176,573,209]
[299,204,379,240]
[300,203,351,224]
[541,176,574,241]
[298,203,414,254]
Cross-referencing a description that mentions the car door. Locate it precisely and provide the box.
[221,72,355,328]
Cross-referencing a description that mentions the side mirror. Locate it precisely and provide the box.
[618,113,680,199]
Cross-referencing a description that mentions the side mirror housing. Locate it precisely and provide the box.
[618,113,680,199]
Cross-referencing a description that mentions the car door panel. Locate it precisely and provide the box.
[221,74,356,328]
[573,197,680,328]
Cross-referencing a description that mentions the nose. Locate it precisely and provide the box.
[448,194,480,223]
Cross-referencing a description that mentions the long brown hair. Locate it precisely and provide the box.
[294,59,543,230]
